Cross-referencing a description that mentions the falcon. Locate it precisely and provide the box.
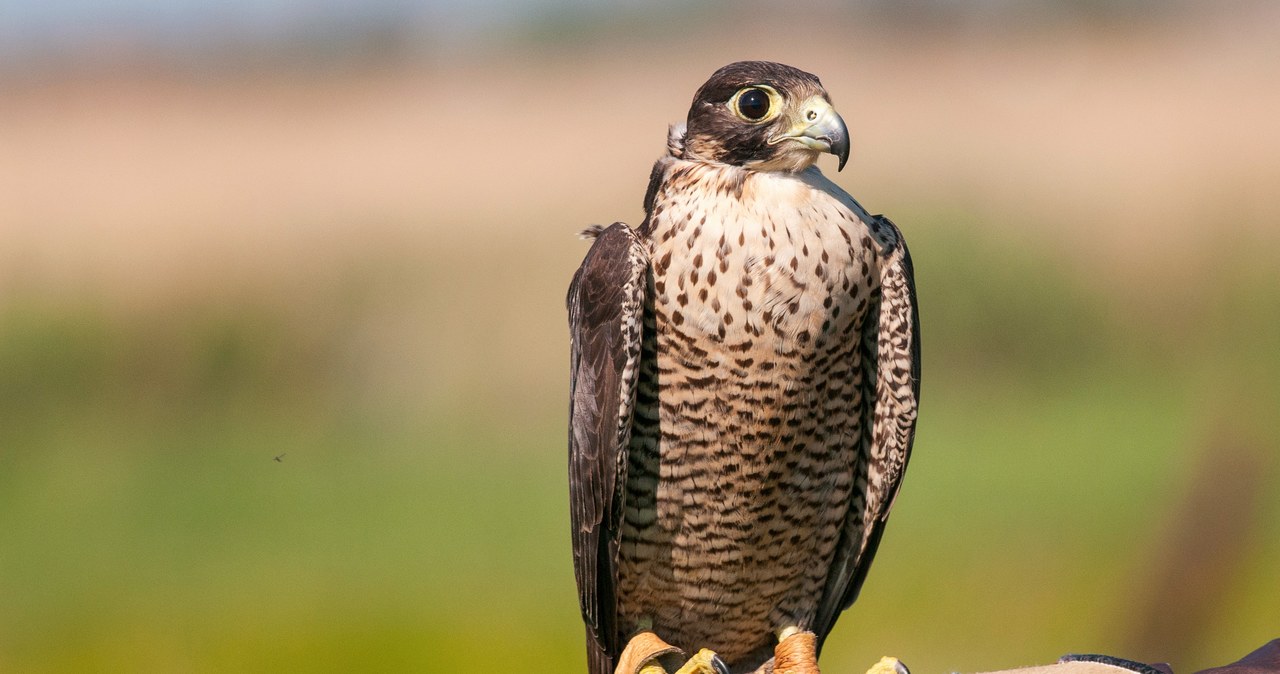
[567,61,921,674]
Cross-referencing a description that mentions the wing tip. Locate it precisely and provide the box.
[579,224,608,240]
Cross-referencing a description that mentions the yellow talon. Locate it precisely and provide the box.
[866,656,910,674]
[673,649,730,674]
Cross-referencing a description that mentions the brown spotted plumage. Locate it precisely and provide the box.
[568,61,920,674]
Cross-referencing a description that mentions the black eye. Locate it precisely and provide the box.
[736,88,770,120]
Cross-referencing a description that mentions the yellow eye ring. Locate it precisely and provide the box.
[729,85,782,123]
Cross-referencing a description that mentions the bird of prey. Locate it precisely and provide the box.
[567,61,920,674]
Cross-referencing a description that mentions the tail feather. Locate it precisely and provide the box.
[586,630,615,674]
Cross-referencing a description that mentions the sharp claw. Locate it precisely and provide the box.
[674,649,730,674]
[865,656,910,674]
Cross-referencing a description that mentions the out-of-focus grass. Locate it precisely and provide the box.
[2,220,1277,673]
[0,294,581,671]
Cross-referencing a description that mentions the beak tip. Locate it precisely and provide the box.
[829,116,850,172]
[833,138,850,171]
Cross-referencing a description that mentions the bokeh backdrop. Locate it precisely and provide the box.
[2,1,1278,672]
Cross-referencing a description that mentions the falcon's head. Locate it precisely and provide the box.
[681,60,850,173]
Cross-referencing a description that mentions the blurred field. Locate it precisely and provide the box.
[2,4,1279,673]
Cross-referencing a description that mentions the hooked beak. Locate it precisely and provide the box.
[770,95,851,171]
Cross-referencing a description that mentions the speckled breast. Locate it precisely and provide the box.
[616,162,881,667]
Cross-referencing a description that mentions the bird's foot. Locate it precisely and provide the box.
[615,632,729,674]
[616,631,682,674]
[673,649,731,674]
[773,630,820,674]
[865,656,910,674]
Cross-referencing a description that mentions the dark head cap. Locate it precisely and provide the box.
[682,61,849,172]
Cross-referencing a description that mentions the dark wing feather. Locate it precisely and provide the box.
[567,222,649,674]
[812,214,921,648]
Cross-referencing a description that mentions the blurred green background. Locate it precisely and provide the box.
[2,1,1278,672]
